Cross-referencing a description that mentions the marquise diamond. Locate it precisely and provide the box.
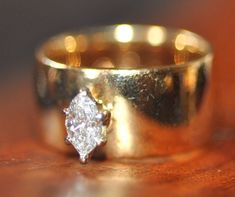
[64,88,107,163]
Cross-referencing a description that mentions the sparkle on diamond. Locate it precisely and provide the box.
[65,92,103,161]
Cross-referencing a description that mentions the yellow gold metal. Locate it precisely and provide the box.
[35,24,213,160]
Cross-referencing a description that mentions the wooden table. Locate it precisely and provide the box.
[0,0,234,196]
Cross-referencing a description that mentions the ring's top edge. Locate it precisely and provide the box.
[35,24,213,70]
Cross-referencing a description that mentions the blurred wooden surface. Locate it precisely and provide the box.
[0,0,235,196]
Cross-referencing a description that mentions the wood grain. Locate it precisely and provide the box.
[0,0,235,196]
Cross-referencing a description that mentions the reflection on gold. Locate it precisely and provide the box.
[92,57,114,68]
[204,54,213,74]
[174,53,187,65]
[42,57,67,69]
[175,33,186,50]
[147,26,166,46]
[111,69,140,77]
[183,66,198,93]
[106,102,113,111]
[66,53,81,67]
[76,34,88,52]
[175,32,199,52]
[187,36,199,53]
[64,35,77,53]
[164,75,173,90]
[84,69,100,80]
[63,36,80,67]
[92,33,107,51]
[120,51,140,67]
[64,35,81,67]
[113,96,132,154]
[114,24,134,43]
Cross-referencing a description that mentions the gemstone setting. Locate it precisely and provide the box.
[64,88,110,163]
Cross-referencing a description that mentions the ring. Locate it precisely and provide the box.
[35,24,213,163]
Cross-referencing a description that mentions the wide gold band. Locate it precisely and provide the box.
[35,24,213,159]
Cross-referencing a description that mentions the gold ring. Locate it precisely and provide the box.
[35,24,213,163]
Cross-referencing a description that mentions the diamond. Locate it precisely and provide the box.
[64,88,109,163]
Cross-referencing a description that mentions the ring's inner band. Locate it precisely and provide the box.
[38,25,210,69]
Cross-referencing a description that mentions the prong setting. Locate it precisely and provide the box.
[102,110,111,126]
[95,113,103,122]
[63,108,69,115]
[64,136,71,145]
[79,87,88,96]
[79,154,89,164]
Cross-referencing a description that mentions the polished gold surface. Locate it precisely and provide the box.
[35,24,213,159]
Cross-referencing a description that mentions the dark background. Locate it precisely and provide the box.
[0,0,208,78]
[0,0,176,76]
